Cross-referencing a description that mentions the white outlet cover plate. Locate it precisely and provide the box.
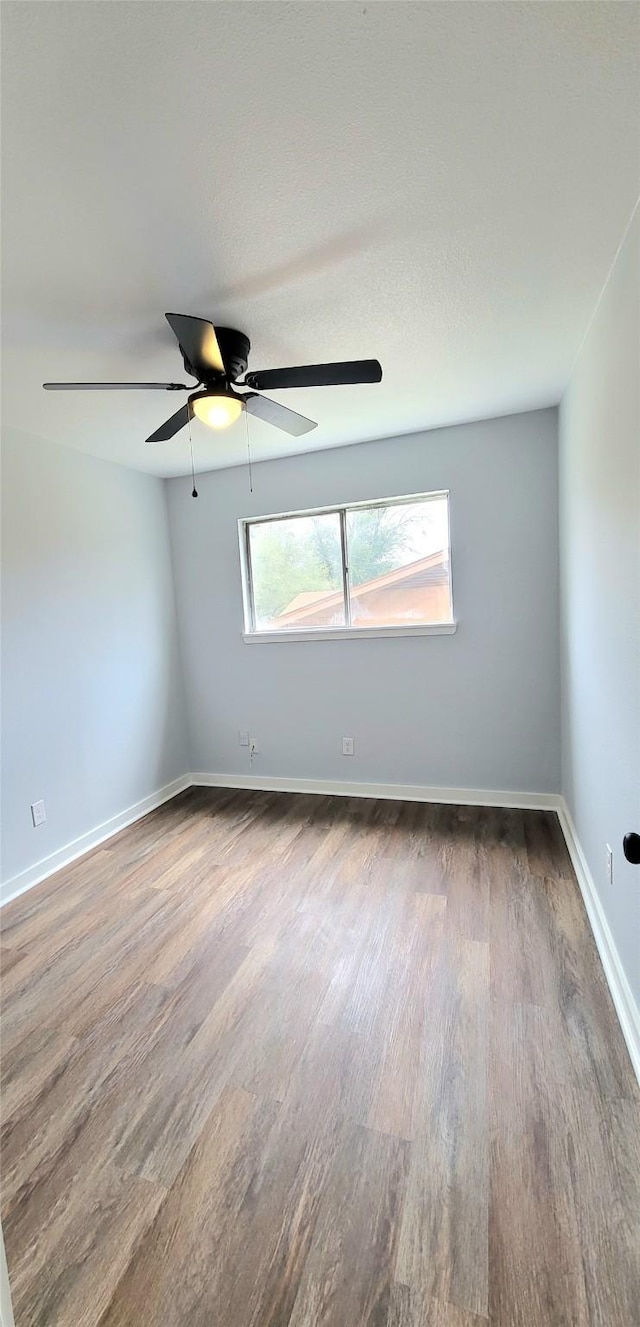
[31,799,46,827]
[342,737,355,756]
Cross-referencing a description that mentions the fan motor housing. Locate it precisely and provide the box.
[180,326,250,384]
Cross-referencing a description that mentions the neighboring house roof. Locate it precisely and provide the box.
[276,590,333,614]
[272,550,449,626]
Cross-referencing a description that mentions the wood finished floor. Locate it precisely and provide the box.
[1,789,639,1327]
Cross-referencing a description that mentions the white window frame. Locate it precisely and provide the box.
[239,490,457,643]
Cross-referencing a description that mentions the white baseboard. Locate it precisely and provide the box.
[557,799,640,1086]
[191,771,562,811]
[0,774,192,908]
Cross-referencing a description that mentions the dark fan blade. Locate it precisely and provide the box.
[244,393,317,437]
[43,382,187,391]
[244,359,382,391]
[146,402,193,444]
[165,313,224,377]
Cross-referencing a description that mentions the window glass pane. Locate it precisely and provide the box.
[346,497,452,627]
[249,511,345,630]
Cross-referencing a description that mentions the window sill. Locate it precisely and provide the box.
[242,622,458,644]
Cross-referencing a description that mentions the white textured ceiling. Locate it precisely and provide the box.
[2,1,639,477]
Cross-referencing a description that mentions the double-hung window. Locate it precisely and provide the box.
[240,491,455,640]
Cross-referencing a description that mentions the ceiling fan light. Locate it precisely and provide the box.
[191,391,243,430]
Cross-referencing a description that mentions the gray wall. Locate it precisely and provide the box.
[1,429,189,890]
[560,207,640,1006]
[167,408,560,794]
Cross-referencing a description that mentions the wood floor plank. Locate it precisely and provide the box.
[0,1022,78,1128]
[288,1119,410,1327]
[396,935,489,1318]
[93,939,275,1187]
[0,945,27,975]
[4,1151,165,1327]
[368,892,446,1141]
[102,1078,346,1327]
[97,1086,279,1327]
[219,1074,346,1327]
[0,927,245,1210]
[310,856,416,1128]
[1,980,175,1213]
[564,1091,640,1326]
[523,809,574,879]
[1,789,638,1327]
[539,874,638,1101]
[228,930,334,1103]
[388,1284,488,1325]
[1,885,167,1052]
[489,867,556,1007]
[0,848,117,947]
[489,1001,590,1327]
[439,808,490,944]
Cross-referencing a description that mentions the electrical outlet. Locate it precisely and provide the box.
[239,730,250,747]
[606,844,614,886]
[342,737,355,756]
[249,738,259,756]
[31,799,46,827]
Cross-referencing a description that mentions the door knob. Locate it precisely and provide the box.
[622,833,640,865]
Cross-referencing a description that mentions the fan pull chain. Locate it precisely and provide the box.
[188,412,198,498]
[245,408,254,494]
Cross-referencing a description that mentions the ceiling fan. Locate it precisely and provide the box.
[43,313,383,443]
